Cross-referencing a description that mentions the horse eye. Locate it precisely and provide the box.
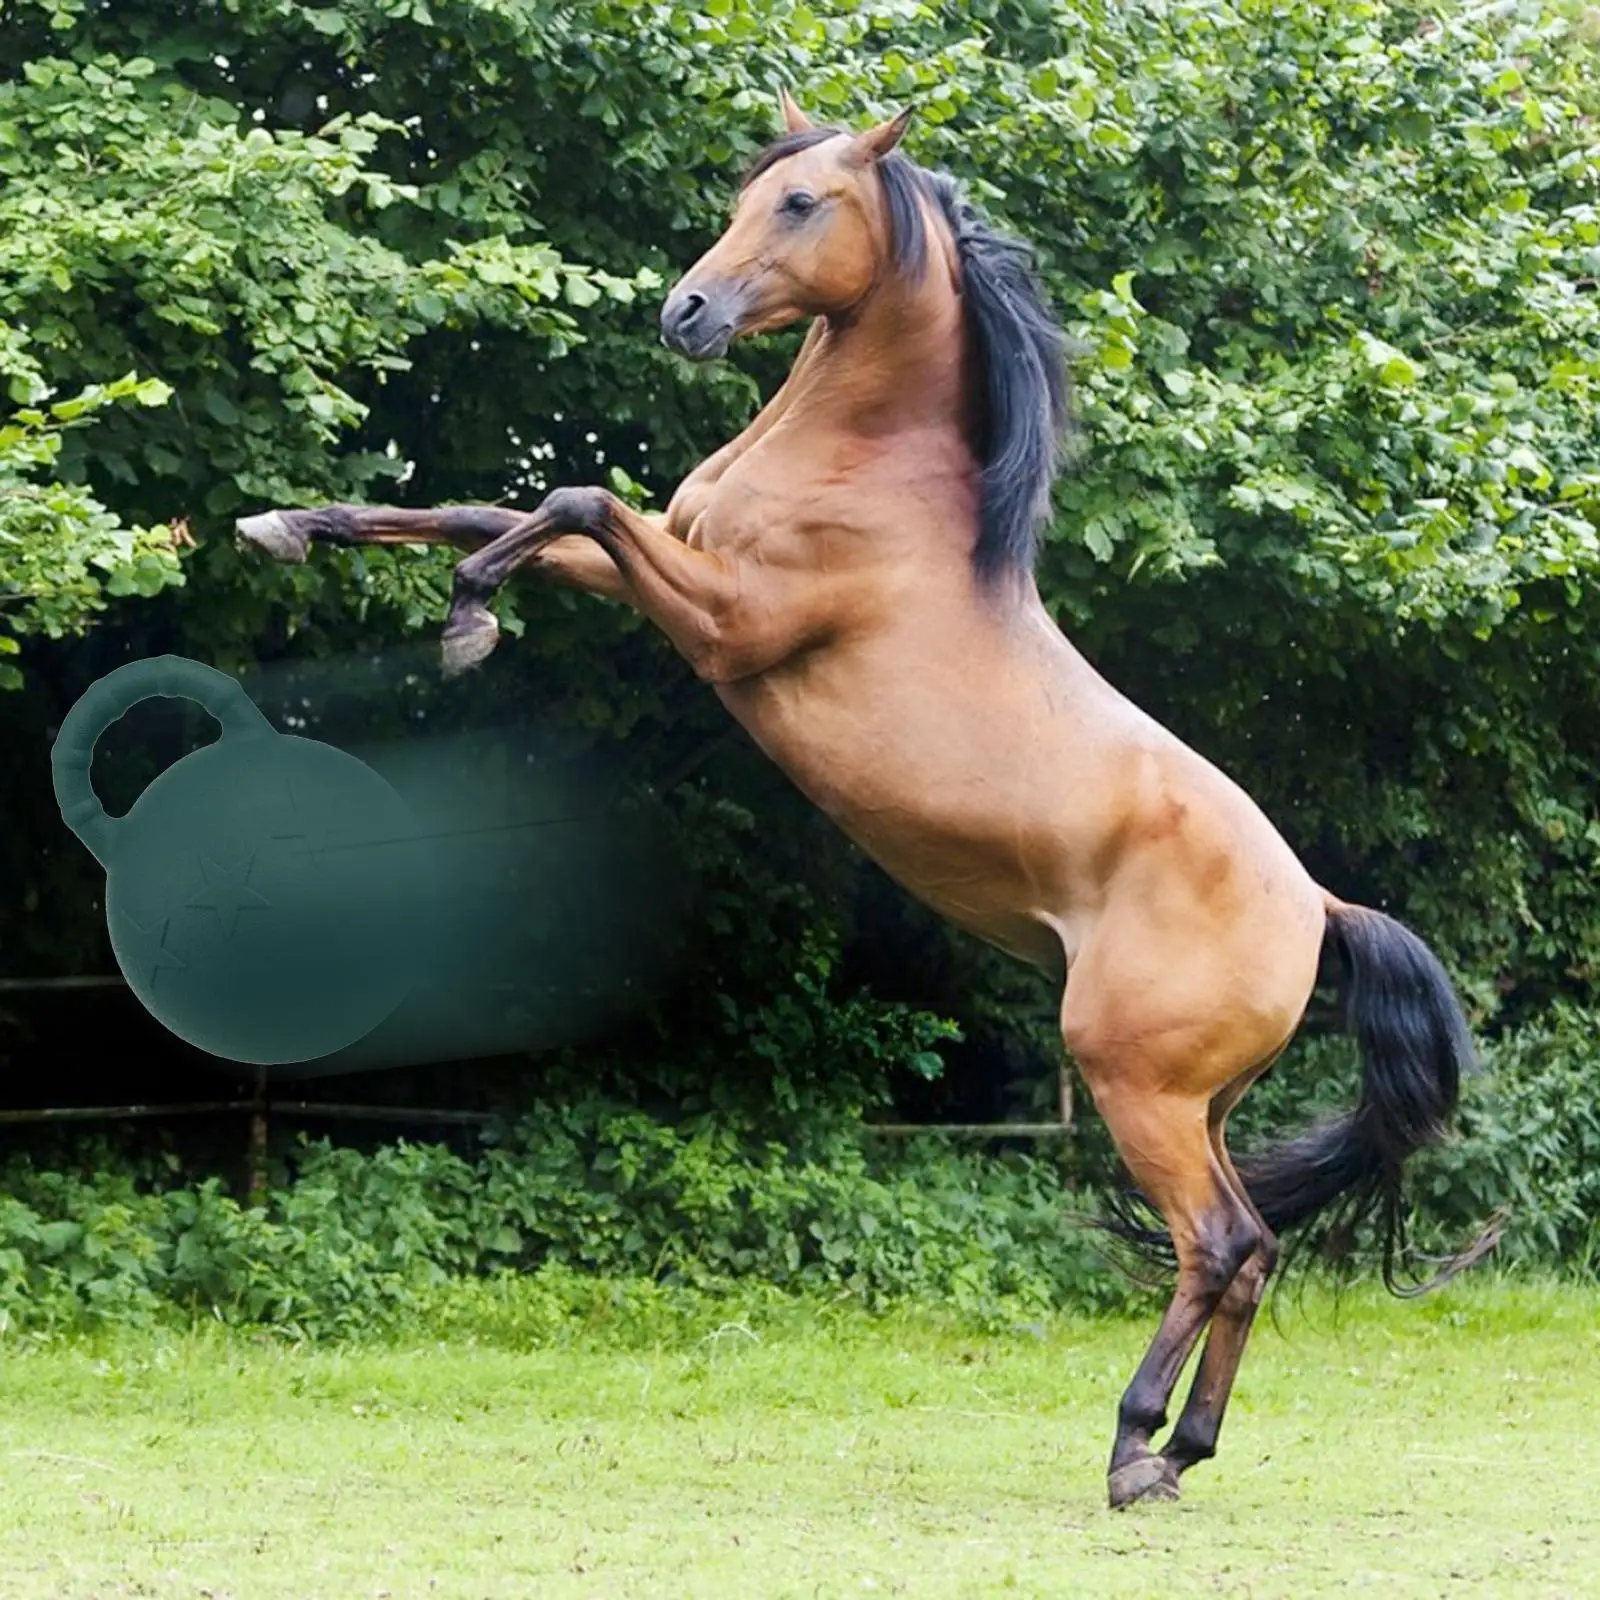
[780,190,818,219]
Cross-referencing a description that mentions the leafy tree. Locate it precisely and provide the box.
[1,0,1598,1144]
[0,371,184,688]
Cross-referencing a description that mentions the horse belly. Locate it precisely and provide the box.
[717,669,1098,970]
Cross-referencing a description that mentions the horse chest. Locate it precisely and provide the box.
[688,487,844,580]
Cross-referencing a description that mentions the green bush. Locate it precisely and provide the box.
[1413,1005,1600,1267]
[0,1120,1128,1342]
[3,1003,1596,1343]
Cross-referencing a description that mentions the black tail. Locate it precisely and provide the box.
[1234,899,1498,1292]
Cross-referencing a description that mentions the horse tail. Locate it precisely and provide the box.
[1234,894,1498,1291]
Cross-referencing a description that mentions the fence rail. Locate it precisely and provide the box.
[2,982,1077,1146]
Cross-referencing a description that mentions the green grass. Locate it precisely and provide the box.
[0,1278,1595,1598]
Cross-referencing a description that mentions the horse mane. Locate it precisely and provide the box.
[741,130,1072,583]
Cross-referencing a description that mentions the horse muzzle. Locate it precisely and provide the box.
[659,281,743,360]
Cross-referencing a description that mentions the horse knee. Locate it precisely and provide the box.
[539,485,611,532]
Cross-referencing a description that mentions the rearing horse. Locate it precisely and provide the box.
[237,92,1482,1508]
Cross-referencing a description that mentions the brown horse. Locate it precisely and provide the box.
[237,91,1485,1508]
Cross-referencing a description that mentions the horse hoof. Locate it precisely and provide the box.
[440,611,500,677]
[1108,1455,1181,1510]
[235,511,309,564]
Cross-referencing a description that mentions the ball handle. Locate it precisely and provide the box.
[51,655,274,867]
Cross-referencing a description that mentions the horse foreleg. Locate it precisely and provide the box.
[443,486,823,682]
[433,489,656,674]
[235,503,526,564]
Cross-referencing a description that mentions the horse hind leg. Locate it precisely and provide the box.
[1077,1068,1264,1509]
[1161,1074,1282,1479]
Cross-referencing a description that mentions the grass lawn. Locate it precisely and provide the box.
[0,1278,1594,1598]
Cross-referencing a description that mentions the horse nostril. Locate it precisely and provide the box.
[678,291,708,325]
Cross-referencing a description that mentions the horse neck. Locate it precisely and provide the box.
[796,227,971,441]
[774,215,1056,623]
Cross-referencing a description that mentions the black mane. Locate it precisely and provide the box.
[741,130,1071,583]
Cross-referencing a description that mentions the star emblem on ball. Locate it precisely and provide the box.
[185,853,271,935]
[117,912,186,986]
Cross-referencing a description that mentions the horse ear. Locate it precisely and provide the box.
[845,105,914,166]
[778,86,814,134]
